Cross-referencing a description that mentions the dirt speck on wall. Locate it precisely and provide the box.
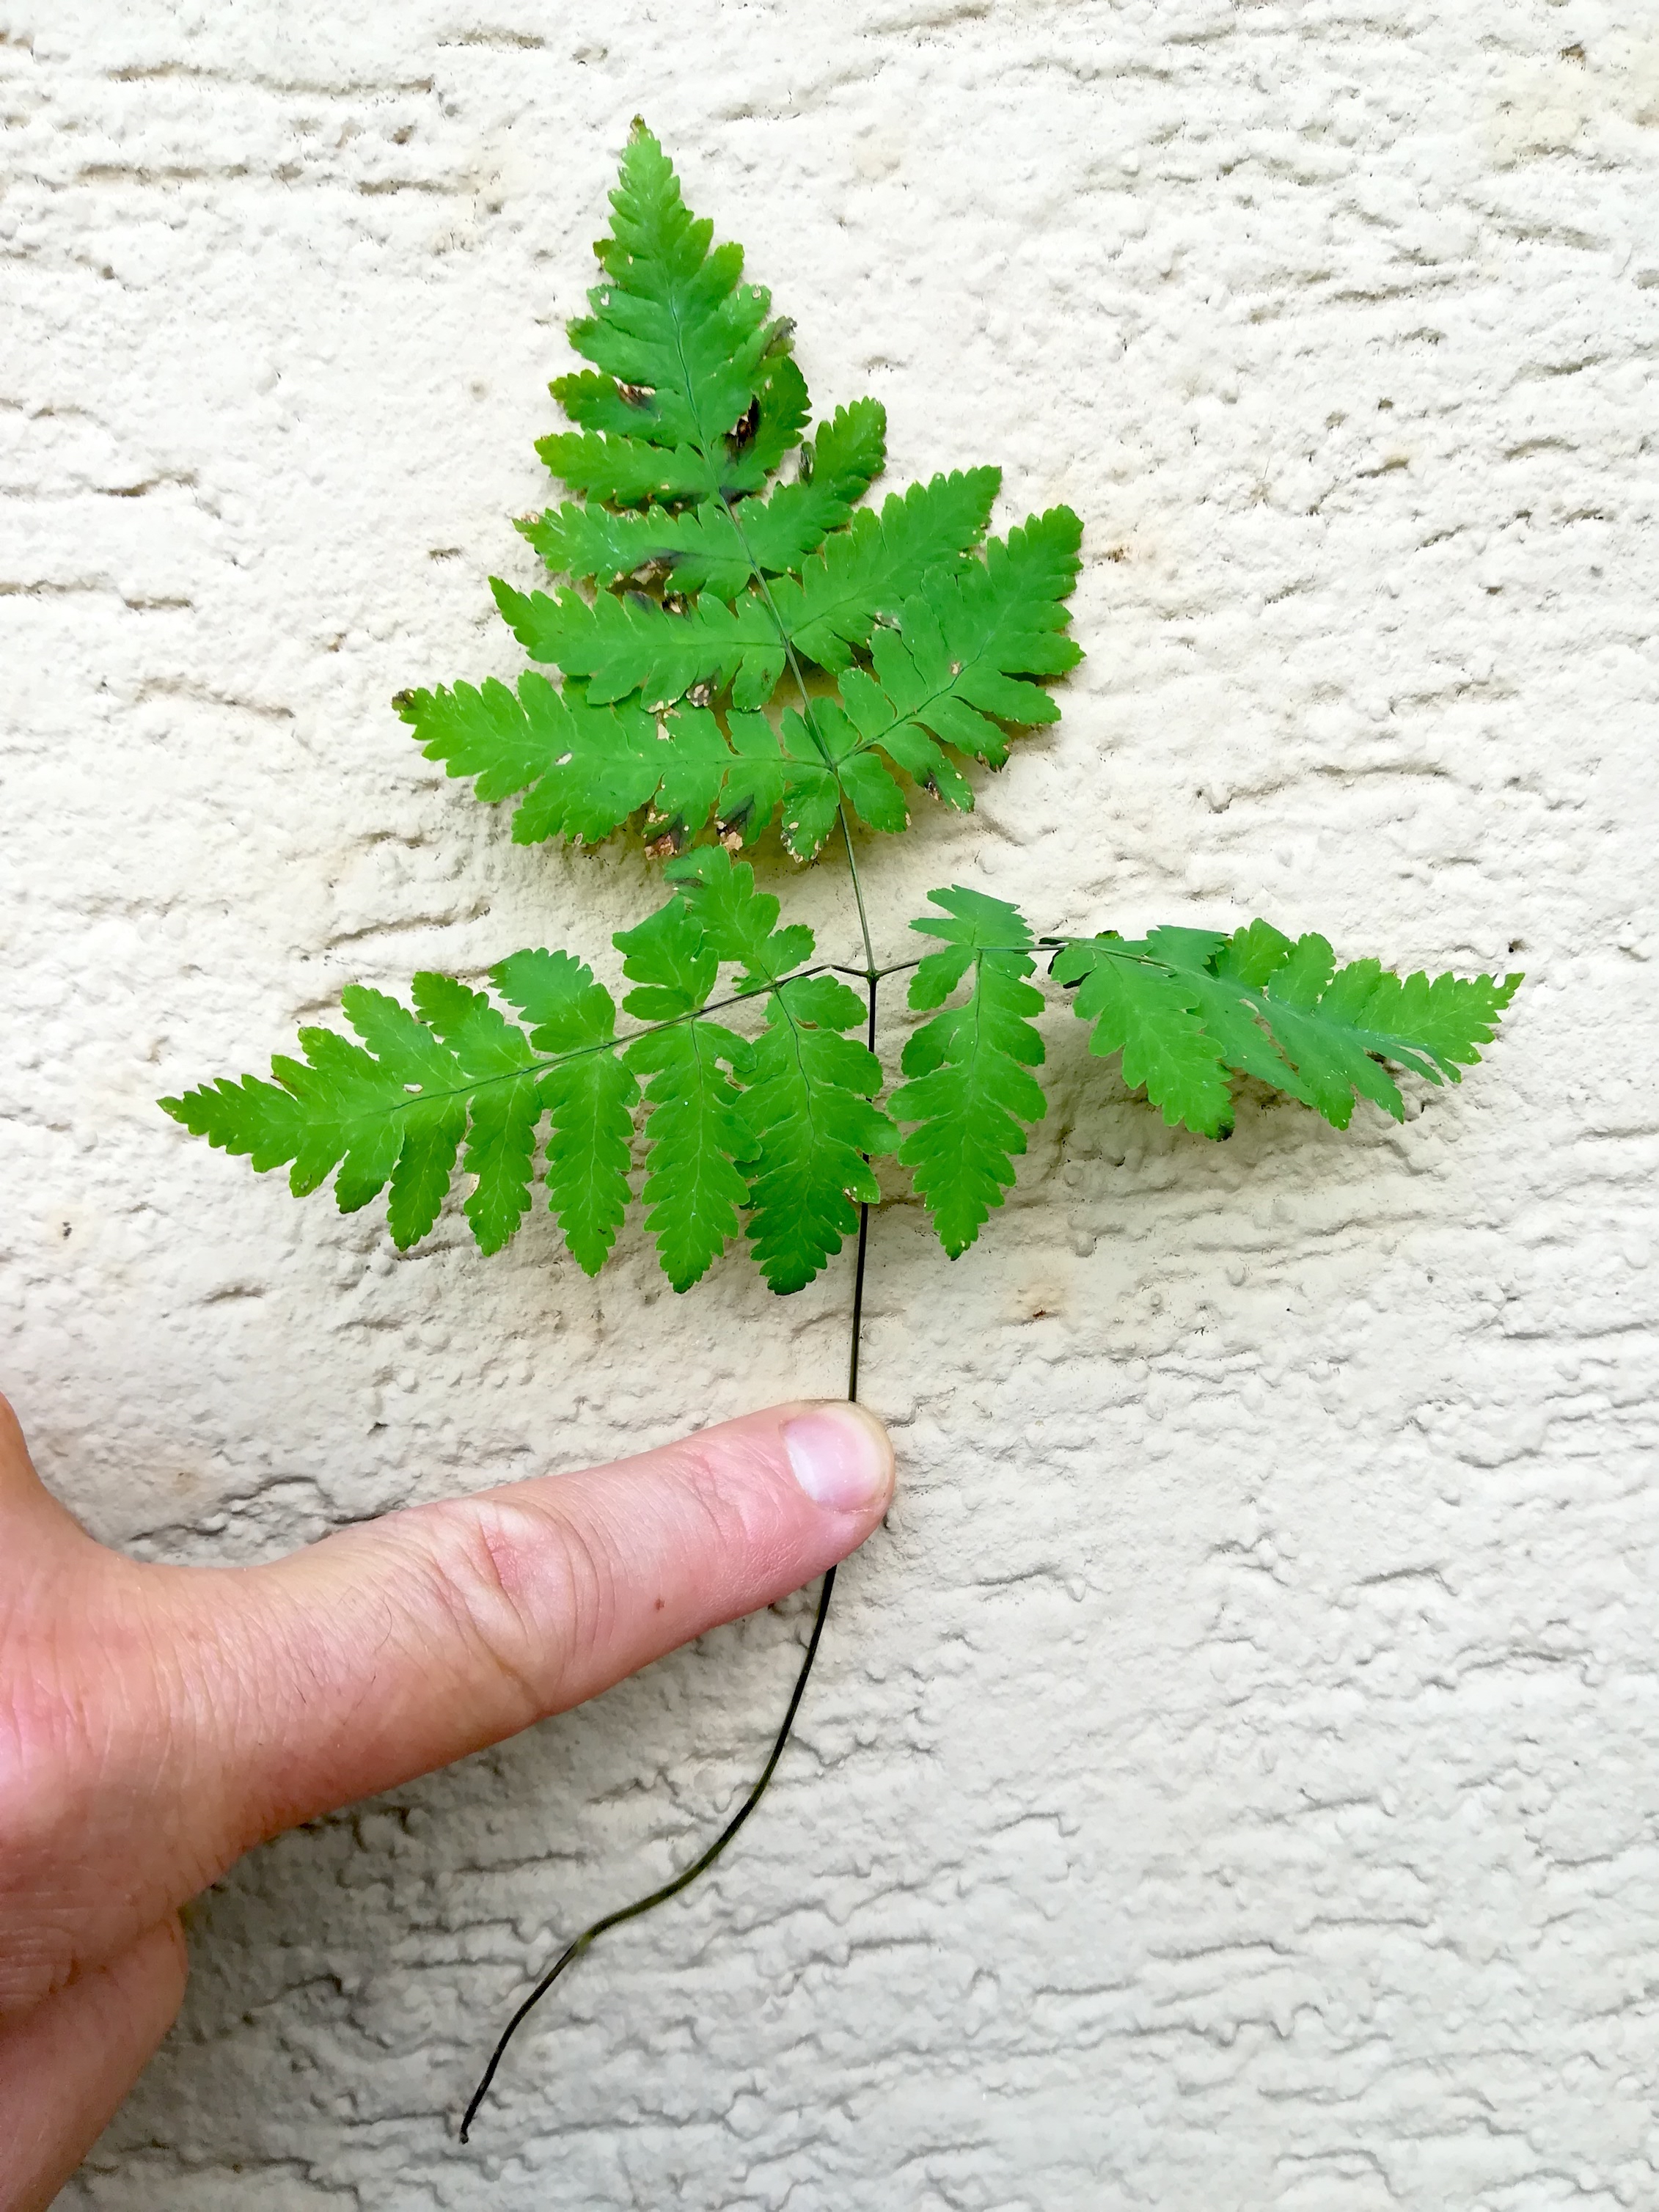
[5,1,1657,2205]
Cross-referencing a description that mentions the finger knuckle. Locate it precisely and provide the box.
[402,1494,616,1719]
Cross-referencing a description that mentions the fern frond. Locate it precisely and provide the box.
[398,122,1082,865]
[890,887,1047,1259]
[1052,924,1522,1135]
[172,126,1519,1316]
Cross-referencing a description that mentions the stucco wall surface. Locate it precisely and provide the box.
[4,0,1659,2204]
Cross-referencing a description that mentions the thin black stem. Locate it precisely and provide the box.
[846,965,879,1405]
[458,1561,838,2141]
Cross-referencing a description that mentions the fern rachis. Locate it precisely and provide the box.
[161,121,1520,2135]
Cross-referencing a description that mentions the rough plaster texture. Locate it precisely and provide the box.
[4,0,1658,2204]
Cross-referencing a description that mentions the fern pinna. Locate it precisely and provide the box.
[162,122,1519,2131]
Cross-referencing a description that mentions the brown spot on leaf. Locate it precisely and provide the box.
[725,394,761,453]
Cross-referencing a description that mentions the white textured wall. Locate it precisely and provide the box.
[6,1,1658,2204]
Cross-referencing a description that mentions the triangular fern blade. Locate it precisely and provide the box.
[744,977,895,1293]
[626,1021,755,1291]
[542,1050,637,1275]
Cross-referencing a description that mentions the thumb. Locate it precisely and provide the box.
[158,1400,893,1867]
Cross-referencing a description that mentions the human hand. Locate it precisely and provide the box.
[0,1391,893,2211]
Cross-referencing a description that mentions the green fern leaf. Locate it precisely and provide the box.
[615,920,739,1277]
[1245,931,1520,1128]
[1055,924,1521,1135]
[613,890,752,1289]
[492,949,637,1272]
[409,973,543,1253]
[744,975,896,1292]
[169,126,1519,1314]
[395,674,734,850]
[399,125,1080,862]
[661,844,815,988]
[162,951,642,1267]
[890,887,1046,1259]
[533,120,803,508]
[163,990,478,1250]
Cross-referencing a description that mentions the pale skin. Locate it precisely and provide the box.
[0,1391,893,2211]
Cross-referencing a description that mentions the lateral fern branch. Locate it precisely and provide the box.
[158,121,1522,2136]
